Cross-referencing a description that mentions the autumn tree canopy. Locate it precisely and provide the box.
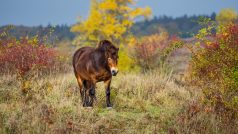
[71,0,151,46]
[216,8,238,25]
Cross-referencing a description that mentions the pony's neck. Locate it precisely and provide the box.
[93,49,110,72]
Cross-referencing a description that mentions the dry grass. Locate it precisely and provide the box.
[0,70,236,134]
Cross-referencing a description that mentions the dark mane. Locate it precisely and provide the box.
[96,40,118,52]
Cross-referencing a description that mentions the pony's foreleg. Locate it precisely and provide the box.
[104,79,112,107]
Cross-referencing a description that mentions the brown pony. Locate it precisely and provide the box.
[73,40,119,107]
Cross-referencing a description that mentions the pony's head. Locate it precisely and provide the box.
[97,40,119,76]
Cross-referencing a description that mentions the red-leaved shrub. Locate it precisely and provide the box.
[0,37,57,76]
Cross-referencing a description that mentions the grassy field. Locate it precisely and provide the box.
[1,68,237,134]
[1,50,237,134]
[0,68,202,134]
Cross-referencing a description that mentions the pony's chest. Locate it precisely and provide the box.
[95,71,111,82]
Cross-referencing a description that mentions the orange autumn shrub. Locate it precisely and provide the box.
[133,33,183,71]
[190,22,238,119]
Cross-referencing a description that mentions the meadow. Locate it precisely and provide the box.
[0,68,199,133]
[1,1,238,133]
[0,64,237,133]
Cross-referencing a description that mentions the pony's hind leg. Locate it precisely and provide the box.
[83,81,92,107]
[83,89,89,107]
[88,84,96,107]
[76,76,84,102]
[83,81,96,107]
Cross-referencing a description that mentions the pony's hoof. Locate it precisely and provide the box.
[106,103,113,108]
[85,106,93,109]
[106,106,113,109]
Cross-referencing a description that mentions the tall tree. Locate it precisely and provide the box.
[71,0,151,46]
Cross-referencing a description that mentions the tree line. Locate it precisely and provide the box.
[0,13,217,42]
[132,13,216,38]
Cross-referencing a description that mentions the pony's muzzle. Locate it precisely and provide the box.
[111,68,118,76]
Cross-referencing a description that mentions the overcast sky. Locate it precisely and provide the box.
[0,0,238,26]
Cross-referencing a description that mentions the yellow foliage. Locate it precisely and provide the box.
[216,8,238,25]
[99,0,118,10]
[118,45,139,72]
[129,7,152,19]
[127,37,137,48]
[71,0,152,46]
